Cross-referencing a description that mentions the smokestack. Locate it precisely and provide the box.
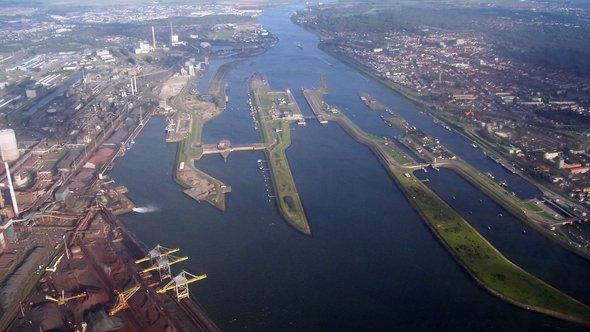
[133,76,138,94]
[170,22,173,43]
[4,162,18,216]
[152,26,156,50]
[130,77,135,95]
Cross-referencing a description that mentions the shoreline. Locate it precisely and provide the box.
[317,42,590,262]
[299,81,590,326]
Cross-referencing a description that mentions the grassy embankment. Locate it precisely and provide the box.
[308,84,590,325]
[250,76,311,235]
[393,167,590,325]
[524,200,556,220]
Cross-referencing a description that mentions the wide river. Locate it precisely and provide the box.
[110,4,590,331]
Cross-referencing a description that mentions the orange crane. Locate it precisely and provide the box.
[45,290,87,305]
[109,285,141,316]
[156,270,207,301]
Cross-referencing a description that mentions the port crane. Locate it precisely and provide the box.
[141,254,188,280]
[136,245,188,280]
[109,285,141,316]
[156,270,207,301]
[135,244,180,264]
[45,290,87,305]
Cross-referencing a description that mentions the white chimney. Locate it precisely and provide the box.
[4,162,18,215]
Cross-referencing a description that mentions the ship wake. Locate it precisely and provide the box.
[132,205,159,213]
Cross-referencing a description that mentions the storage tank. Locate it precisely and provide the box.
[0,129,19,161]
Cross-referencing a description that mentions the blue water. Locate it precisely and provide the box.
[109,4,590,331]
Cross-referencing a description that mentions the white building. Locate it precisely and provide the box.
[135,41,152,54]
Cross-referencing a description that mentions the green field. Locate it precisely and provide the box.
[394,171,590,324]
[382,144,411,165]
[524,200,556,220]
[267,122,309,234]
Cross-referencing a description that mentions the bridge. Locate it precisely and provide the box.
[201,140,266,160]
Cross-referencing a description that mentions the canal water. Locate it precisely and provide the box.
[109,4,590,331]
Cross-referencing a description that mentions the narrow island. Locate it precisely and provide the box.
[301,74,331,125]
[302,78,590,326]
[249,73,311,235]
[359,92,387,111]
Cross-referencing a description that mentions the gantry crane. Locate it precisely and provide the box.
[141,254,188,280]
[109,285,141,316]
[135,245,188,280]
[135,245,180,264]
[156,270,207,301]
[45,290,87,305]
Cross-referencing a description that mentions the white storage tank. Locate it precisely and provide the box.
[0,129,19,161]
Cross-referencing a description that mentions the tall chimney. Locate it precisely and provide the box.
[4,162,18,216]
[170,22,174,43]
[152,26,156,50]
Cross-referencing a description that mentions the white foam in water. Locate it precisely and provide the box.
[132,205,159,213]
